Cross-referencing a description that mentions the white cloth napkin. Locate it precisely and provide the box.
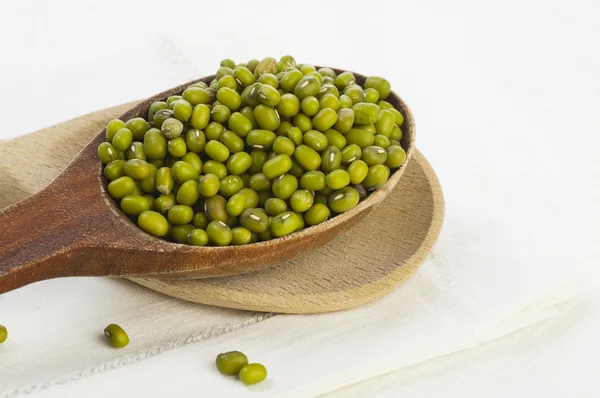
[0,38,590,397]
[0,249,578,397]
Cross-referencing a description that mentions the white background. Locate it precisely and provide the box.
[1,0,599,396]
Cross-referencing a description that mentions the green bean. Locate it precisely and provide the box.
[177,180,200,206]
[154,194,176,214]
[303,130,328,151]
[228,112,253,137]
[326,169,350,190]
[202,158,228,179]
[237,188,259,208]
[126,118,149,141]
[253,105,280,131]
[304,203,330,225]
[231,227,253,245]
[185,129,206,153]
[249,149,269,174]
[205,195,229,222]
[272,174,298,199]
[362,164,390,190]
[248,173,272,192]
[187,228,209,246]
[199,174,221,197]
[385,145,406,168]
[112,128,133,151]
[104,160,126,181]
[192,212,210,229]
[254,57,277,77]
[138,211,169,237]
[121,195,151,216]
[276,94,301,118]
[108,176,136,199]
[352,103,379,124]
[161,118,184,139]
[156,167,175,194]
[220,130,245,153]
[373,134,391,148]
[287,126,303,146]
[106,119,126,142]
[290,190,314,212]
[211,103,231,123]
[240,208,270,233]
[364,88,380,104]
[226,152,252,175]
[190,104,211,129]
[205,140,230,162]
[263,154,292,179]
[292,113,313,132]
[334,108,355,133]
[301,96,320,116]
[218,75,238,91]
[204,121,224,141]
[273,136,296,156]
[294,145,321,171]
[171,224,195,243]
[247,129,277,150]
[345,128,375,149]
[365,76,391,99]
[98,142,119,164]
[328,187,360,213]
[234,66,256,86]
[294,75,321,100]
[321,146,342,173]
[362,145,388,166]
[323,129,347,149]
[153,109,173,128]
[172,161,198,182]
[183,87,211,105]
[103,324,129,348]
[390,125,403,141]
[226,193,247,216]
[270,212,300,237]
[181,152,203,173]
[239,363,268,385]
[219,175,244,197]
[300,170,326,191]
[347,160,369,184]
[207,220,233,246]
[265,197,288,216]
[335,71,355,90]
[168,205,194,224]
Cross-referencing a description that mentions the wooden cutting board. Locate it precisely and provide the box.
[0,102,444,313]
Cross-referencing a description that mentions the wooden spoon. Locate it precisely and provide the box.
[0,68,415,294]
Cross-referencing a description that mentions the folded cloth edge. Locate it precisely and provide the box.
[301,281,580,398]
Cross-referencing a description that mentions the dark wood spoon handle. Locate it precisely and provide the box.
[0,184,88,293]
[0,150,130,294]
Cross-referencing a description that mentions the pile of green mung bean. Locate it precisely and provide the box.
[98,56,406,246]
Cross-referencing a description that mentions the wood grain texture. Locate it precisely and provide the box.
[0,103,443,312]
[0,68,416,294]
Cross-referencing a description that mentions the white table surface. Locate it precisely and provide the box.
[1,0,599,396]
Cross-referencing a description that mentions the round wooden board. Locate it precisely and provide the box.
[0,103,444,314]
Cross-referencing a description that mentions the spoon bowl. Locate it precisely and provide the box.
[0,68,415,294]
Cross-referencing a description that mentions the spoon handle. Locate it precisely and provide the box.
[0,183,90,293]
[0,154,138,295]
